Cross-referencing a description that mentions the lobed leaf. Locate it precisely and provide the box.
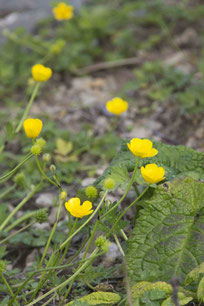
[126,177,204,286]
[66,292,121,305]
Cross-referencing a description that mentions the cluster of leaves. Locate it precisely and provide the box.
[122,60,204,114]
[94,139,204,304]
[1,0,204,104]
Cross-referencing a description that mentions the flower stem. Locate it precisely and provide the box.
[15,82,40,133]
[101,158,140,220]
[108,185,149,237]
[60,217,78,264]
[0,184,16,199]
[0,153,33,183]
[0,182,42,233]
[35,155,62,190]
[113,234,125,257]
[0,272,19,306]
[38,199,64,269]
[120,229,128,241]
[59,190,108,251]
[26,249,99,306]
[0,220,35,245]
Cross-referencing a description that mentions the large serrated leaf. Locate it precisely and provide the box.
[65,292,121,305]
[95,140,204,186]
[126,177,204,286]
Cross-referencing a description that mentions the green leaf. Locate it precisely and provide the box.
[161,292,193,305]
[95,140,204,186]
[197,276,204,302]
[185,261,204,285]
[66,292,121,305]
[99,165,129,191]
[126,177,204,286]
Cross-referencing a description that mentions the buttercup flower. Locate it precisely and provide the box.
[23,118,43,138]
[106,97,128,116]
[53,2,74,21]
[32,64,52,82]
[127,138,158,158]
[141,163,165,184]
[65,198,93,218]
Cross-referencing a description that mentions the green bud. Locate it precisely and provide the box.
[50,164,56,173]
[36,137,46,149]
[50,39,66,54]
[34,208,48,223]
[13,172,27,188]
[0,260,6,272]
[31,144,42,156]
[95,236,110,253]
[85,186,98,199]
[60,191,67,201]
[104,178,115,190]
[43,153,51,162]
[105,199,111,208]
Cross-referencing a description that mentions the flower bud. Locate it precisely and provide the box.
[13,172,27,188]
[36,137,46,149]
[34,208,48,223]
[50,164,56,173]
[85,186,98,199]
[105,199,111,208]
[104,178,115,190]
[60,191,67,201]
[95,236,110,253]
[31,144,42,156]
[0,260,6,272]
[43,153,51,162]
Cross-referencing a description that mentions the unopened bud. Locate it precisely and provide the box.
[104,178,115,190]
[31,144,42,156]
[36,137,46,149]
[34,208,48,223]
[13,172,27,188]
[50,164,56,173]
[43,153,51,162]
[60,191,67,201]
[95,236,110,253]
[0,260,6,272]
[85,186,98,199]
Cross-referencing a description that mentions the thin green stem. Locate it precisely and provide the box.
[108,185,149,237]
[102,158,140,220]
[35,155,62,190]
[120,229,128,241]
[113,234,125,257]
[60,217,78,264]
[26,249,99,306]
[0,182,42,233]
[0,184,16,199]
[59,190,108,251]
[0,153,33,182]
[4,209,45,233]
[0,272,19,306]
[38,200,64,269]
[61,217,101,304]
[0,221,35,245]
[15,83,40,133]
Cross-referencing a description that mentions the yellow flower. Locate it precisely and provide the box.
[65,198,93,218]
[53,2,74,21]
[106,97,128,116]
[23,118,43,138]
[127,138,158,158]
[32,64,52,82]
[141,163,165,184]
